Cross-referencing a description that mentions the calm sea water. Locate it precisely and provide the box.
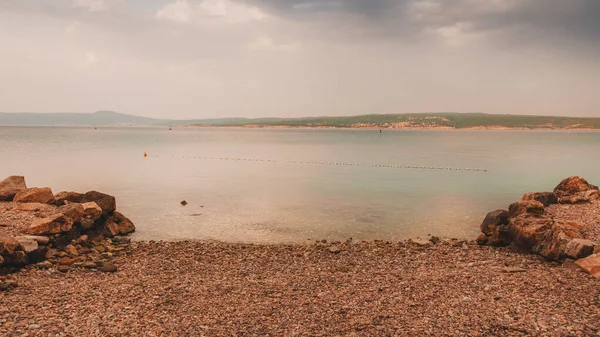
[1,127,598,243]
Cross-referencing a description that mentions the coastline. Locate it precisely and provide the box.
[184,124,600,131]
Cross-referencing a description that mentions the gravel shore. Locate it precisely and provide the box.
[2,240,599,336]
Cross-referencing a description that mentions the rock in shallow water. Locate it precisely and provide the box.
[81,191,116,215]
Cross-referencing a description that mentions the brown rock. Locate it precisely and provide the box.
[105,211,136,235]
[36,260,53,269]
[14,187,55,204]
[100,262,117,272]
[64,244,79,256]
[508,200,545,218]
[5,251,28,265]
[554,176,599,197]
[564,238,595,259]
[16,202,56,213]
[574,253,600,279]
[28,246,48,263]
[82,202,103,221]
[409,239,433,247]
[58,265,70,273]
[80,218,95,230]
[0,255,4,265]
[521,192,558,207]
[559,190,600,205]
[54,191,84,206]
[479,209,511,246]
[28,213,73,235]
[81,191,116,215]
[0,175,27,201]
[16,237,38,253]
[57,203,85,222]
[0,236,20,255]
[328,245,342,254]
[15,235,50,245]
[82,262,98,269]
[101,220,120,237]
[58,258,76,265]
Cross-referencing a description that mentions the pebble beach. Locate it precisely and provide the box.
[2,240,600,336]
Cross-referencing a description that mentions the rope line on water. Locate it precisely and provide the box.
[143,153,488,173]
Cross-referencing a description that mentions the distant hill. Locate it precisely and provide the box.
[226,113,600,129]
[1,111,599,129]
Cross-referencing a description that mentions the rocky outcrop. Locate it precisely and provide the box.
[0,176,27,201]
[13,187,55,204]
[0,176,136,271]
[554,176,600,204]
[478,176,599,263]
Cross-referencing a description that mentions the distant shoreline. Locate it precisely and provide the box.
[185,124,600,131]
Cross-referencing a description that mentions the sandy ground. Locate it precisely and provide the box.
[1,240,599,336]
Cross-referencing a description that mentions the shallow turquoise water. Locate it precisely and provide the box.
[1,127,598,243]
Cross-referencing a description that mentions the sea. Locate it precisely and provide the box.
[1,127,598,243]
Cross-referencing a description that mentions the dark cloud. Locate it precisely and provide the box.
[236,0,600,49]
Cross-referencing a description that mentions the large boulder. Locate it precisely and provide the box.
[575,253,600,279]
[54,191,84,206]
[57,203,85,223]
[81,191,116,215]
[0,236,20,255]
[0,176,27,201]
[554,176,600,204]
[564,238,595,259]
[13,187,55,204]
[82,202,102,221]
[28,214,73,235]
[554,176,599,197]
[509,214,589,261]
[100,212,135,237]
[508,200,545,218]
[477,209,511,246]
[109,211,136,235]
[521,192,558,207]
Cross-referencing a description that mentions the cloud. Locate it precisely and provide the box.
[156,0,193,22]
[73,0,122,12]
[248,35,300,51]
[157,0,268,24]
[234,0,600,48]
[1,0,600,118]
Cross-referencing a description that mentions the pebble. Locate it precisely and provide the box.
[100,262,117,273]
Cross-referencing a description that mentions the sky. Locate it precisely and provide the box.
[1,0,599,119]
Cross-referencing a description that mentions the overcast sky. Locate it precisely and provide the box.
[1,0,599,119]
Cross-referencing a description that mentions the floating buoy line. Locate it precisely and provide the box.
[144,153,487,173]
